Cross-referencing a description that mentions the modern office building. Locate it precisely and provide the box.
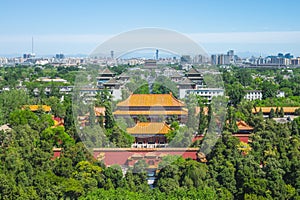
[55,53,65,59]
[244,90,285,101]
[184,87,225,102]
[178,68,224,101]
[211,54,217,65]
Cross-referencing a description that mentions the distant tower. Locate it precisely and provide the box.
[155,49,159,60]
[32,37,34,55]
[31,37,36,57]
[111,50,114,59]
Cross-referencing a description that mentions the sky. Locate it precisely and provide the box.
[1,0,300,57]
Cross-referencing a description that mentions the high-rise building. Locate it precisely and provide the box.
[257,56,266,65]
[227,50,234,57]
[278,53,284,58]
[193,55,203,64]
[55,53,65,59]
[211,52,231,65]
[23,54,31,59]
[291,57,300,65]
[284,53,293,59]
[227,50,234,63]
[211,54,217,65]
[218,54,230,65]
[180,55,191,64]
[110,50,114,59]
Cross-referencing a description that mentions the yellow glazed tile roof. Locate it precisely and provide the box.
[117,93,185,107]
[23,105,51,112]
[236,120,254,131]
[252,107,300,113]
[113,110,188,116]
[127,122,171,135]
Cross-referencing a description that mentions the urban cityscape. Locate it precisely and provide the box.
[0,1,300,199]
[1,47,300,67]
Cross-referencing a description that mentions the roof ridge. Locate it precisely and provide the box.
[171,71,182,77]
[104,77,119,84]
[179,78,194,84]
[99,68,114,74]
[117,93,185,107]
[118,72,129,77]
[127,121,171,134]
[187,67,199,74]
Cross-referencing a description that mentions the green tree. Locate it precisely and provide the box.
[262,81,277,100]
[269,108,275,119]
[275,107,279,117]
[45,96,66,118]
[295,108,300,116]
[41,126,75,148]
[133,160,149,174]
[236,69,253,86]
[291,120,299,136]
[197,102,207,135]
[107,126,134,147]
[88,105,96,128]
[53,157,74,178]
[279,107,285,117]
[228,82,245,107]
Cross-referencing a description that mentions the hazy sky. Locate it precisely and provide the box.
[1,0,300,56]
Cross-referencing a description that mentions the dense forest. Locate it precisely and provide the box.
[0,65,299,199]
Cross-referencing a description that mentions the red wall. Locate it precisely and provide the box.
[93,148,198,166]
[236,135,250,143]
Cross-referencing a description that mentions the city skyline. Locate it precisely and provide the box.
[1,0,300,56]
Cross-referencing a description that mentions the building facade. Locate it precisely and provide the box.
[127,122,170,148]
[245,90,285,101]
[178,68,224,102]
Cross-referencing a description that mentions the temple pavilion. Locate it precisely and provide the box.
[113,93,188,123]
[127,122,170,148]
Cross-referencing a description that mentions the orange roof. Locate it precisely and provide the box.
[236,120,254,131]
[23,105,51,112]
[117,93,185,107]
[113,110,188,116]
[127,122,171,135]
[252,107,300,114]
